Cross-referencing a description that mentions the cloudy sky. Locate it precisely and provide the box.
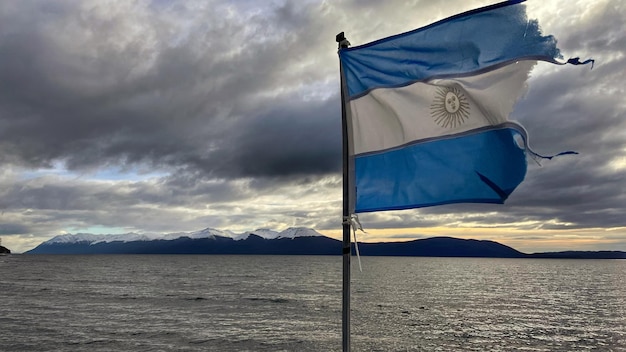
[1,0,624,254]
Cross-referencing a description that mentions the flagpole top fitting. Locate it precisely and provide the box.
[336,32,350,49]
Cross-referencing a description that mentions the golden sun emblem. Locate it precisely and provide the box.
[430,87,470,128]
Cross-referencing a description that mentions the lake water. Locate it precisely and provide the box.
[1,255,625,351]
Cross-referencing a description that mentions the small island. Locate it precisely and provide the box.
[0,245,10,255]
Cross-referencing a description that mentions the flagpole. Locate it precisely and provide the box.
[336,32,351,352]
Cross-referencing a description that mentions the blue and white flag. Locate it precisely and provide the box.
[339,0,591,214]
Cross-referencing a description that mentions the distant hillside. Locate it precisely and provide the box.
[0,245,10,254]
[357,237,526,258]
[24,229,626,259]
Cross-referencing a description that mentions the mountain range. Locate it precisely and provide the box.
[24,227,626,259]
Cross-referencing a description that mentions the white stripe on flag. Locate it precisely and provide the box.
[349,61,536,156]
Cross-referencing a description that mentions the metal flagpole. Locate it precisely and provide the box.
[336,31,351,352]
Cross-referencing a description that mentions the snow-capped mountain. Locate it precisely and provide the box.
[46,232,165,244]
[44,227,323,245]
[27,227,337,255]
[274,227,321,239]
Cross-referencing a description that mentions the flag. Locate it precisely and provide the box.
[339,0,591,214]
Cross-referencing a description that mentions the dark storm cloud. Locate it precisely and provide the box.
[212,96,342,178]
[556,0,626,55]
[0,1,339,178]
[0,223,30,235]
[0,174,250,212]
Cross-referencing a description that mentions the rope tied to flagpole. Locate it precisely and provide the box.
[343,214,366,272]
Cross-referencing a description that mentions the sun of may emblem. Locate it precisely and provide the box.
[430,87,470,128]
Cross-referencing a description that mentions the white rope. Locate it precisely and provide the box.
[343,214,366,272]
[352,225,362,272]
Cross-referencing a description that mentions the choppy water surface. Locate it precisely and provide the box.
[1,255,625,351]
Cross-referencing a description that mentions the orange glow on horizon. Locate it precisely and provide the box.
[318,226,626,254]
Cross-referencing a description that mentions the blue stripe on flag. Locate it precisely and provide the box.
[339,1,561,99]
[353,128,527,213]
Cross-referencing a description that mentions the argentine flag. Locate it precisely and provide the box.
[339,0,590,214]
